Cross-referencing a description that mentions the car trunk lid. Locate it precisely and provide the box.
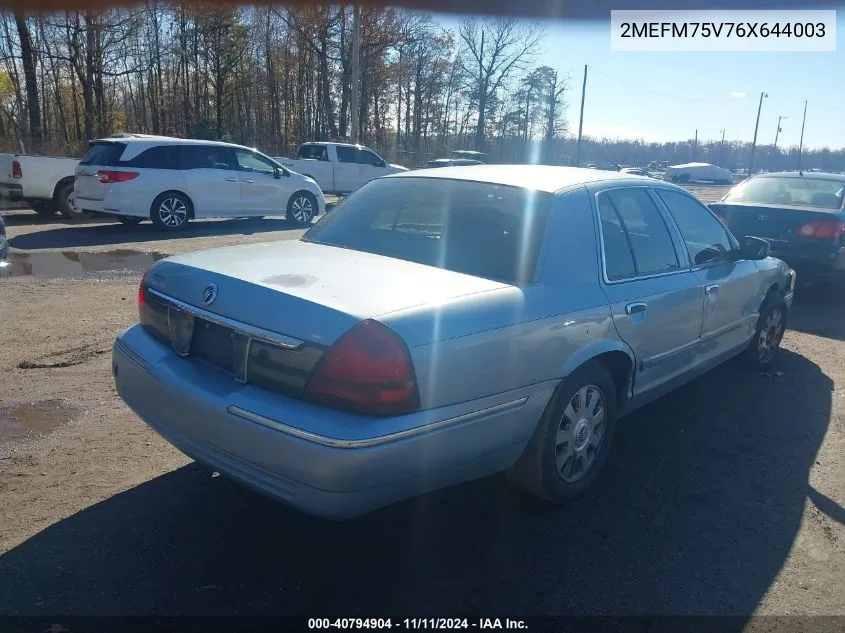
[139,240,509,399]
[711,202,845,252]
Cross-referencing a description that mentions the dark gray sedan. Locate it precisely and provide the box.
[113,165,795,519]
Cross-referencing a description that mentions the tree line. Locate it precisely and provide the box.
[1,4,842,173]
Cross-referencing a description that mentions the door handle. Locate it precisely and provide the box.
[224,177,238,182]
[241,179,255,183]
[625,302,647,315]
[705,284,720,295]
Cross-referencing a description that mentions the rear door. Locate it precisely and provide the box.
[233,148,287,214]
[592,185,704,397]
[178,145,242,216]
[655,188,760,359]
[334,145,359,193]
[74,141,127,203]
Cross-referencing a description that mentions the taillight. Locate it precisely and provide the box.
[138,268,148,320]
[304,319,419,416]
[797,220,845,239]
[12,160,21,179]
[97,170,139,184]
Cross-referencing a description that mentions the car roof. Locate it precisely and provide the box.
[300,141,371,148]
[753,171,845,181]
[388,164,657,193]
[92,135,255,151]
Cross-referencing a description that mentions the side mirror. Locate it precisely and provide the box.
[376,159,386,168]
[738,236,771,260]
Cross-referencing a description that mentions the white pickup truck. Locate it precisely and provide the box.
[274,142,407,195]
[0,153,80,217]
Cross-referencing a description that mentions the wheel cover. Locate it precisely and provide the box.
[158,197,188,227]
[757,307,784,363]
[291,196,313,223]
[555,384,607,483]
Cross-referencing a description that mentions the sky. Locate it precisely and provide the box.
[435,10,845,150]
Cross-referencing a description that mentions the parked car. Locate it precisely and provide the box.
[72,136,324,228]
[275,142,407,195]
[665,162,733,184]
[619,167,651,177]
[710,171,845,281]
[114,165,795,520]
[451,150,487,162]
[0,153,79,217]
[420,158,485,169]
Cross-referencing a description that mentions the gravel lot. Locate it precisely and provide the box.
[0,183,843,616]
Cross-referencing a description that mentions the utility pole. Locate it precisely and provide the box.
[748,91,767,176]
[575,65,587,166]
[798,100,808,172]
[719,129,726,165]
[350,5,361,144]
[692,129,698,160]
[773,115,786,151]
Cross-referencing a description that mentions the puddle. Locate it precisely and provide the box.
[2,249,167,279]
[0,399,79,443]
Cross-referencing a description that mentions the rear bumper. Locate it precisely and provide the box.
[774,247,845,280]
[73,195,136,217]
[113,325,552,520]
[0,183,23,201]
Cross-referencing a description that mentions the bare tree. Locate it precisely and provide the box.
[457,16,543,152]
[14,12,41,148]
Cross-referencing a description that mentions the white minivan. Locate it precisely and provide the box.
[73,136,325,228]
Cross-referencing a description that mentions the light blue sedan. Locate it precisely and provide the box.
[113,165,796,519]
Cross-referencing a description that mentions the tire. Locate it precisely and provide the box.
[508,361,618,503]
[286,191,317,227]
[117,216,143,226]
[32,201,57,217]
[150,192,191,230]
[55,182,87,219]
[746,293,788,368]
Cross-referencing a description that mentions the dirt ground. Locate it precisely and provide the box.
[0,183,843,616]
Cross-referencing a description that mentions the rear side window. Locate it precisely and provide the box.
[127,146,180,169]
[597,188,680,280]
[336,146,357,163]
[80,142,126,166]
[303,177,552,284]
[297,144,328,161]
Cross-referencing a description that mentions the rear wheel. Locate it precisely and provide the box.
[56,182,87,219]
[286,191,317,227]
[150,192,191,230]
[508,361,617,503]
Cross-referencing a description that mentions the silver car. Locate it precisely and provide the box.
[113,165,796,520]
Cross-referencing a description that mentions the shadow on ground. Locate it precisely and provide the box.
[0,349,831,617]
[8,216,310,251]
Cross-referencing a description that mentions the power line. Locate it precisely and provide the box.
[587,66,723,104]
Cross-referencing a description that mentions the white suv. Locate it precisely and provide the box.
[72,135,325,229]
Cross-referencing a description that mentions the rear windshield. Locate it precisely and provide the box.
[302,177,552,283]
[80,142,127,166]
[724,176,845,210]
